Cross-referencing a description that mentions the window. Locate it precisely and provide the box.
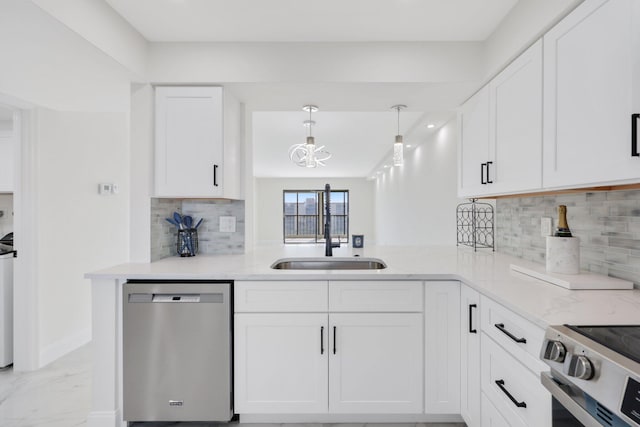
[283,189,349,244]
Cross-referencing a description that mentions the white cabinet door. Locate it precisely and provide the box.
[481,392,511,427]
[488,39,543,194]
[459,86,491,197]
[543,0,640,188]
[481,334,551,427]
[155,86,224,198]
[0,133,13,192]
[234,313,328,413]
[425,281,461,414]
[328,313,423,413]
[460,285,481,426]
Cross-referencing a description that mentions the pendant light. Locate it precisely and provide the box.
[391,104,407,166]
[288,105,332,168]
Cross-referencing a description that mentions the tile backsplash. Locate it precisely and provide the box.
[151,198,245,261]
[0,194,13,237]
[496,189,640,287]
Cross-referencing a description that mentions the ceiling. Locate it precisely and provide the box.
[101,0,527,178]
[105,0,518,42]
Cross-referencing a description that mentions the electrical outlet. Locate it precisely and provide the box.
[98,183,112,195]
[541,217,553,237]
[219,216,236,233]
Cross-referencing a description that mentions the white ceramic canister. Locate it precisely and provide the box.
[546,236,580,274]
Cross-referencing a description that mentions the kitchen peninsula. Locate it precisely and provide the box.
[86,245,640,427]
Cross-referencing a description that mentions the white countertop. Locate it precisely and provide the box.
[86,245,640,329]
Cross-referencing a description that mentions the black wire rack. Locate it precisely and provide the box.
[456,199,495,251]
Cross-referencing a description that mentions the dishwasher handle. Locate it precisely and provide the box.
[128,293,224,303]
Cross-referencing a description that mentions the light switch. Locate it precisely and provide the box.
[219,216,236,233]
[541,217,553,236]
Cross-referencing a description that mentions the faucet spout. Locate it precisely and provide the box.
[324,184,332,256]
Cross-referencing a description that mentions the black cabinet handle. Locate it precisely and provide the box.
[320,326,324,354]
[486,161,493,184]
[213,164,219,187]
[495,323,527,343]
[333,326,337,354]
[481,163,487,184]
[469,304,477,334]
[495,379,527,408]
[633,113,639,157]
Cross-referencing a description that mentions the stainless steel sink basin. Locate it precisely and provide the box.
[270,257,387,270]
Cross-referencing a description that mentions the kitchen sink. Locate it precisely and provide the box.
[270,257,387,270]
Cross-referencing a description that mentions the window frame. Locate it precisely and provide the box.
[282,189,349,244]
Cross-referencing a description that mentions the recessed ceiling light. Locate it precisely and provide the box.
[406,144,412,148]
[384,165,390,169]
[427,124,435,129]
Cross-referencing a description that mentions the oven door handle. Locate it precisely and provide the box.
[540,372,602,427]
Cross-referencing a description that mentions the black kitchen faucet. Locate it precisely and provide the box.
[324,183,340,256]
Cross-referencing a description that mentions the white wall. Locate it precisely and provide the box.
[148,42,483,84]
[374,119,461,246]
[0,0,133,369]
[0,0,131,112]
[254,178,374,246]
[30,0,148,79]
[129,84,154,262]
[35,108,130,365]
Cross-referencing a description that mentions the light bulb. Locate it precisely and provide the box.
[393,135,404,166]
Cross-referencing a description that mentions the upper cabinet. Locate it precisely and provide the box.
[0,117,14,192]
[458,40,543,198]
[154,86,243,199]
[542,0,640,189]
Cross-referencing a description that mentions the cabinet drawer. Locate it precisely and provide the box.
[481,296,547,373]
[481,391,511,427]
[329,281,423,312]
[235,281,328,312]
[481,334,551,427]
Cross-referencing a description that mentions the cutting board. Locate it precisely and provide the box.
[510,264,634,290]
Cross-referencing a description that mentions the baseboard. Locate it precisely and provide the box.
[87,410,122,427]
[39,327,91,368]
[238,413,465,423]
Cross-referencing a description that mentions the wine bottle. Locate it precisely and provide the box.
[555,205,572,237]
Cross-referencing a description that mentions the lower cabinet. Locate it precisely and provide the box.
[329,313,423,413]
[234,313,328,413]
[424,281,461,414]
[481,392,511,427]
[234,311,423,414]
[234,280,427,415]
[460,285,481,425]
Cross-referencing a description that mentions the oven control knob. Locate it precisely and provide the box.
[543,340,566,362]
[566,355,594,380]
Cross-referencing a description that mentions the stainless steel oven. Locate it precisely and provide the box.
[541,325,640,427]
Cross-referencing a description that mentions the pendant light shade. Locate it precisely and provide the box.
[288,105,331,168]
[391,104,407,166]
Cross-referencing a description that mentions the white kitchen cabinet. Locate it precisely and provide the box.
[488,39,543,194]
[234,313,329,413]
[234,280,424,415]
[458,40,543,198]
[479,296,550,427]
[328,312,423,413]
[154,86,243,199]
[0,129,14,192]
[460,285,481,426]
[424,281,460,414]
[481,392,511,427]
[481,333,551,427]
[459,86,491,197]
[543,0,640,188]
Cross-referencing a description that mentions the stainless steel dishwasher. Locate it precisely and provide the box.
[123,281,233,422]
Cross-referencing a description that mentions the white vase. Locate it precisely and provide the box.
[546,236,580,274]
